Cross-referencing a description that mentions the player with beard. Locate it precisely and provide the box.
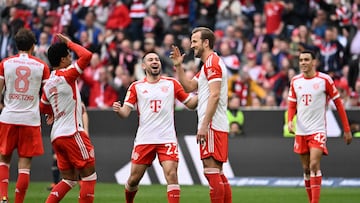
[170,27,232,203]
[112,52,198,203]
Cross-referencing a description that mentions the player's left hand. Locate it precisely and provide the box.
[343,131,352,145]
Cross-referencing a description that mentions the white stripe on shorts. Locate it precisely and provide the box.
[75,132,89,159]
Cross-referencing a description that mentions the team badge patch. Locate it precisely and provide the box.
[161,86,169,93]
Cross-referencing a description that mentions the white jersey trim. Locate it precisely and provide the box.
[208,78,222,84]
[75,132,89,159]
[331,93,340,100]
[41,98,50,105]
[74,62,83,74]
[182,95,191,104]
[288,97,296,102]
[124,102,134,109]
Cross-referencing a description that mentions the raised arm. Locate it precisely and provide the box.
[57,33,92,70]
[170,45,198,92]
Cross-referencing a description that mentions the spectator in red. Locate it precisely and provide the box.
[78,53,103,106]
[82,66,119,109]
[105,0,131,31]
[166,0,191,41]
[264,0,286,38]
[167,0,190,23]
[228,72,249,106]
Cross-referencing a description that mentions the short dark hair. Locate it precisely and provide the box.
[191,27,215,49]
[14,28,36,51]
[300,50,316,59]
[47,42,69,67]
[142,51,159,61]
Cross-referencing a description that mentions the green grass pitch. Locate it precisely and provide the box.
[6,182,360,203]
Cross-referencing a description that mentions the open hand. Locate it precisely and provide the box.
[169,45,185,67]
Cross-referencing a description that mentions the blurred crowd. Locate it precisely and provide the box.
[1,0,360,110]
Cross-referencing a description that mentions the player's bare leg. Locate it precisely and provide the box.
[203,157,228,203]
[299,153,311,203]
[125,164,147,203]
[162,160,180,203]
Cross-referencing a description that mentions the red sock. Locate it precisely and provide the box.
[125,190,137,203]
[167,184,180,203]
[45,180,74,203]
[125,183,138,203]
[304,178,311,203]
[220,173,232,203]
[15,169,30,203]
[310,176,322,203]
[0,163,9,199]
[204,168,225,203]
[79,180,96,203]
[79,172,96,203]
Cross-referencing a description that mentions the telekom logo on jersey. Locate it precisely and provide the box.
[150,100,161,112]
[301,94,312,106]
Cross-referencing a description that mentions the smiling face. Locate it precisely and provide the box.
[191,31,205,59]
[299,52,315,77]
[142,52,161,77]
